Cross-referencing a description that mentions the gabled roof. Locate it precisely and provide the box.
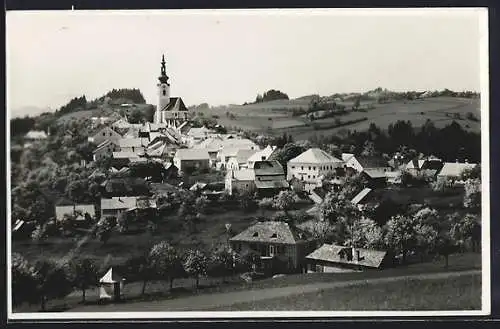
[229,149,258,164]
[230,221,311,244]
[289,148,343,164]
[55,204,96,221]
[113,151,140,159]
[187,126,214,137]
[342,153,355,162]
[99,267,124,283]
[162,97,188,112]
[254,160,286,176]
[93,140,117,153]
[174,148,210,161]
[100,196,154,210]
[351,188,373,205]
[118,138,149,148]
[355,156,389,169]
[306,244,387,268]
[438,162,478,177]
[228,168,255,181]
[363,169,387,179]
[247,145,277,164]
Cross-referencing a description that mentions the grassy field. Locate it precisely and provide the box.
[207,97,480,139]
[211,273,481,311]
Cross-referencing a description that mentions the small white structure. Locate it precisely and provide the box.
[99,267,125,301]
[25,130,48,140]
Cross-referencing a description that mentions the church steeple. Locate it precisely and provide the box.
[159,54,170,85]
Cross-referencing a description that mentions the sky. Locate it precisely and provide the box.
[6,9,487,117]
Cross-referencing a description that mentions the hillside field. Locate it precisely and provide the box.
[207,97,480,139]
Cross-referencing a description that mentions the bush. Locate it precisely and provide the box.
[258,197,275,210]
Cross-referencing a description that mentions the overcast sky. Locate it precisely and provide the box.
[7,9,486,116]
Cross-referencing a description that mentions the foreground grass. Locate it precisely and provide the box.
[211,273,481,311]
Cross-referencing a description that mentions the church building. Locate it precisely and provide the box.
[154,54,190,127]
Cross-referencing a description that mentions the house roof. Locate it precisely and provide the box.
[187,126,214,137]
[231,149,258,164]
[351,188,373,205]
[342,153,355,162]
[255,180,289,189]
[247,145,277,164]
[289,148,343,164]
[229,168,256,181]
[99,267,124,283]
[438,162,478,177]
[356,156,389,169]
[25,130,48,139]
[55,204,96,221]
[190,182,208,191]
[230,221,311,244]
[113,151,140,159]
[119,138,149,148]
[93,140,116,153]
[254,160,286,176]
[306,244,387,268]
[174,148,210,161]
[101,196,152,210]
[363,169,387,179]
[161,97,188,112]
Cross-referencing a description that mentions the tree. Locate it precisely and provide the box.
[238,191,257,213]
[351,217,384,249]
[69,257,98,303]
[464,178,481,210]
[12,253,38,308]
[384,214,418,264]
[96,216,115,245]
[298,220,334,244]
[450,213,481,252]
[207,247,235,282]
[33,259,73,311]
[273,190,297,215]
[183,249,209,289]
[149,241,184,290]
[194,195,209,215]
[31,224,48,243]
[124,255,154,296]
[116,212,129,233]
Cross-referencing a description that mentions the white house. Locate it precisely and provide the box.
[100,196,156,218]
[173,149,210,173]
[93,140,120,162]
[287,148,344,191]
[437,162,478,183]
[88,126,123,146]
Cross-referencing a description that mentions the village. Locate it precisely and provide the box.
[11,55,482,312]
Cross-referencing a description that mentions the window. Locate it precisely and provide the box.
[309,166,311,170]
[252,232,258,237]
[301,166,304,170]
[102,132,106,136]
[271,233,277,239]
[308,175,311,179]
[291,166,295,169]
[312,175,315,179]
[162,89,166,96]
[313,166,316,170]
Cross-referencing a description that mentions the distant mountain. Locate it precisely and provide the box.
[9,106,54,119]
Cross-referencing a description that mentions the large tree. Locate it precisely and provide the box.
[68,257,98,303]
[32,259,74,311]
[149,241,184,290]
[183,249,209,289]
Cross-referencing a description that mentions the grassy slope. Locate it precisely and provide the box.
[212,273,481,311]
[209,97,480,138]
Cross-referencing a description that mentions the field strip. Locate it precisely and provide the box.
[69,269,480,312]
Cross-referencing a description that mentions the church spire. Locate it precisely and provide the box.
[159,54,169,85]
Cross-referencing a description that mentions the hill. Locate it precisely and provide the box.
[206,96,480,139]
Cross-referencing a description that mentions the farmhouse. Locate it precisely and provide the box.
[118,138,149,154]
[93,140,120,162]
[287,148,344,191]
[216,139,260,169]
[173,149,210,173]
[254,160,289,197]
[55,203,96,222]
[351,187,374,210]
[306,244,390,273]
[230,221,317,273]
[88,126,123,146]
[344,155,391,173]
[100,196,156,218]
[405,156,444,178]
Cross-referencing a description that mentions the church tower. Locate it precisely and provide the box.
[155,54,171,124]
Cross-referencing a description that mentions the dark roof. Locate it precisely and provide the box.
[421,160,444,171]
[356,156,389,169]
[162,97,188,112]
[254,160,285,176]
[230,221,312,244]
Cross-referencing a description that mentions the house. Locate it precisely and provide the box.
[93,140,120,162]
[216,139,260,169]
[118,138,149,154]
[344,155,391,173]
[100,196,156,218]
[361,169,388,188]
[230,221,317,273]
[254,160,289,197]
[287,148,344,191]
[405,156,444,178]
[305,244,390,273]
[247,145,277,168]
[225,168,256,195]
[225,149,258,170]
[99,267,125,301]
[184,126,217,146]
[341,152,355,163]
[385,171,402,185]
[88,126,123,146]
[25,130,48,140]
[173,149,210,174]
[437,162,478,183]
[55,204,97,222]
[351,188,373,210]
[91,116,112,127]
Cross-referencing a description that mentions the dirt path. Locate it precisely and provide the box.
[69,269,480,312]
